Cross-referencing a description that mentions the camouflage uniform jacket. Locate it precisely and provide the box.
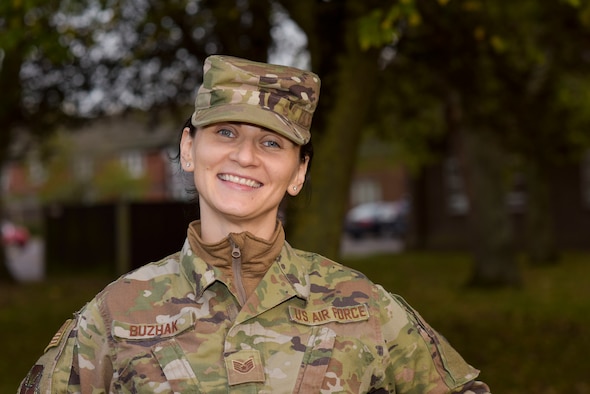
[20,239,491,393]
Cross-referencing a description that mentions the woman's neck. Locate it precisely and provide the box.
[198,210,280,243]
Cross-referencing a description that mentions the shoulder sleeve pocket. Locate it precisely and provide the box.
[391,294,480,388]
[19,317,78,394]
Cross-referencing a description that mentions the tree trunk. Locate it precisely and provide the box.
[286,3,380,259]
[0,57,21,284]
[524,157,560,265]
[462,129,522,287]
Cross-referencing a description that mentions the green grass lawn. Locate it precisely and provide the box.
[2,251,589,393]
[344,251,590,394]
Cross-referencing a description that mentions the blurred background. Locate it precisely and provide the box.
[1,0,590,393]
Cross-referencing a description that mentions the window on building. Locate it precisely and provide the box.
[120,151,144,178]
[28,157,47,186]
[73,157,94,182]
[1,167,9,193]
[350,179,381,206]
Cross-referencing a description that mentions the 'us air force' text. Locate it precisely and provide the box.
[289,304,369,325]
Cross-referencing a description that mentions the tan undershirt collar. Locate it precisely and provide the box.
[187,220,284,299]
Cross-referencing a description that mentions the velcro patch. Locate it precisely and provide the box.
[112,312,195,341]
[44,319,74,353]
[226,349,265,386]
[289,304,369,326]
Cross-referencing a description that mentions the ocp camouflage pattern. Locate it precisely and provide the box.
[19,240,491,393]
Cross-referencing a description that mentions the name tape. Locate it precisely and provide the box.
[112,312,195,341]
[289,304,369,326]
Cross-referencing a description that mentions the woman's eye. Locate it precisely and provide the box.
[217,128,234,138]
[263,140,281,148]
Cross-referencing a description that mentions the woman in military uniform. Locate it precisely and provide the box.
[19,55,491,393]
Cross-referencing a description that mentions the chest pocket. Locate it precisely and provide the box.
[294,325,379,393]
[152,339,200,391]
[112,312,199,393]
[290,304,379,393]
[295,326,336,392]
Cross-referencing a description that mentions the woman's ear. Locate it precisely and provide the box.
[288,156,309,196]
[180,127,194,171]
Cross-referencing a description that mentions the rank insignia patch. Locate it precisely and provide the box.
[226,349,265,385]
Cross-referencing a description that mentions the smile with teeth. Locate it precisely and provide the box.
[219,174,262,188]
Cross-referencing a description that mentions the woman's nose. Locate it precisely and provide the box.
[230,140,259,166]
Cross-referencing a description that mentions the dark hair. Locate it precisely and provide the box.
[174,117,314,194]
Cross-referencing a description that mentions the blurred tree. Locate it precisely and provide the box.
[364,0,590,285]
[0,0,72,282]
[502,2,590,266]
[47,0,272,118]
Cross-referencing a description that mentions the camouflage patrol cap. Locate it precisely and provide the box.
[191,55,321,145]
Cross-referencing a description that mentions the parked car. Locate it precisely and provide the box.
[344,200,408,239]
[2,221,30,247]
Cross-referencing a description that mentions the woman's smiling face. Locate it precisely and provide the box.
[181,122,308,240]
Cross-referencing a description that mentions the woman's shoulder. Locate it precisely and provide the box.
[84,251,185,313]
[286,244,380,293]
[288,244,367,275]
[118,251,183,282]
[104,251,181,285]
